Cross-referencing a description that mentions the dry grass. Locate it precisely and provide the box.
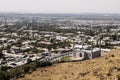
[19,49,120,80]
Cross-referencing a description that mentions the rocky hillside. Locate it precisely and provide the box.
[19,49,120,80]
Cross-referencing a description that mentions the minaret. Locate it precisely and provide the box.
[73,39,75,49]
[30,18,35,39]
[90,42,93,59]
[30,26,33,39]
[82,38,84,49]
[4,18,7,25]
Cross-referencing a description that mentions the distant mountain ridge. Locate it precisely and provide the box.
[0,13,120,20]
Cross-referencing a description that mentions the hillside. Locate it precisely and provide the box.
[19,49,120,80]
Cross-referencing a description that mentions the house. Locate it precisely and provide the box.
[103,37,111,41]
[11,46,20,53]
[110,41,120,46]
[101,49,111,56]
[39,41,52,45]
[74,45,91,50]
[72,47,101,61]
[0,38,8,43]
[56,36,68,41]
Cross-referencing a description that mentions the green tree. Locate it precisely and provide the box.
[1,66,8,71]
[0,53,4,59]
[111,34,117,41]
[27,58,32,64]
[0,71,10,80]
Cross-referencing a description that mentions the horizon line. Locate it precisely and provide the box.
[0,12,120,15]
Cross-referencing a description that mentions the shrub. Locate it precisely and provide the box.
[0,60,52,79]
[8,67,24,79]
[111,54,115,57]
[29,63,37,71]
[39,61,52,67]
[117,76,120,80]
[23,65,31,73]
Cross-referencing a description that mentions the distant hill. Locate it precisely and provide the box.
[19,49,120,80]
[0,13,120,20]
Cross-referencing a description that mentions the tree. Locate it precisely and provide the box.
[27,58,32,64]
[50,38,55,43]
[111,34,117,41]
[0,53,4,59]
[1,66,8,71]
[0,71,10,80]
[47,45,52,51]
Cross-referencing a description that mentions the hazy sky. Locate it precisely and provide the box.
[0,0,120,13]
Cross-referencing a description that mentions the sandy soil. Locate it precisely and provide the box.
[19,49,120,80]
